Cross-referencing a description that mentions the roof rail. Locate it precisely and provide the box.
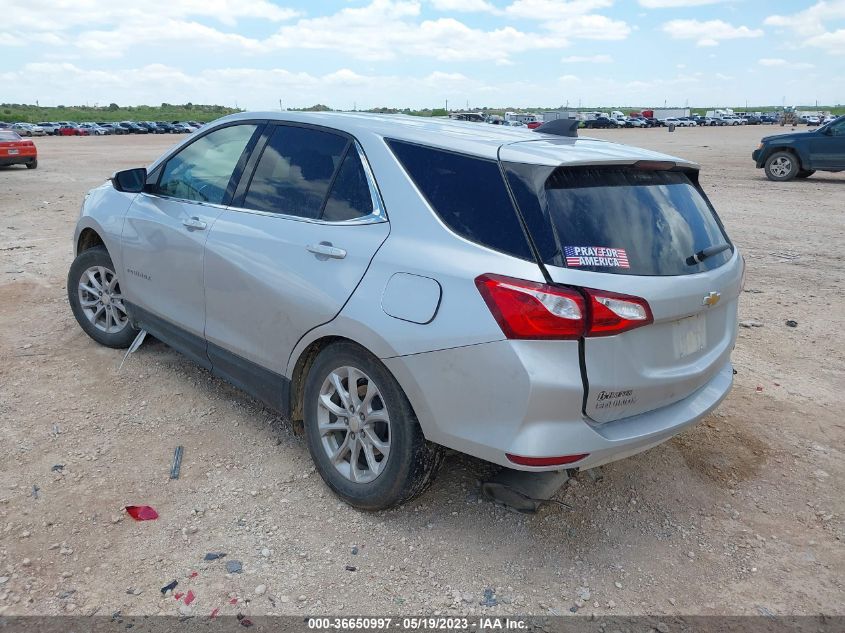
[533,118,579,138]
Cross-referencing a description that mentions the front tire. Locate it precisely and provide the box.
[765,151,800,181]
[67,246,138,348]
[303,341,443,510]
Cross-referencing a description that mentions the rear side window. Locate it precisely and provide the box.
[243,125,348,218]
[322,148,375,221]
[387,140,532,260]
[505,164,732,276]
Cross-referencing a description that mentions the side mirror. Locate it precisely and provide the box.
[111,167,147,193]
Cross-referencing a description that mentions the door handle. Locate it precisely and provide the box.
[182,216,207,231]
[307,242,347,260]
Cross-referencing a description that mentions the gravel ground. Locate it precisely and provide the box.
[0,125,842,618]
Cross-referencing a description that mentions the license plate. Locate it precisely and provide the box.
[8,149,19,155]
[673,313,706,358]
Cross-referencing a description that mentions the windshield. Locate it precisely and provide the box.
[504,164,733,276]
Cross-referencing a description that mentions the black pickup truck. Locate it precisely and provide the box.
[752,115,845,181]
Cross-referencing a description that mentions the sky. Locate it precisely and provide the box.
[1,0,843,110]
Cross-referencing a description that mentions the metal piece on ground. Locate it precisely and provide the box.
[118,329,147,371]
[170,446,184,480]
[480,468,571,513]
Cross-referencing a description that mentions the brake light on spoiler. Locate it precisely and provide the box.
[475,274,653,340]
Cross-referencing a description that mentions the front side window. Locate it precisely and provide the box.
[156,124,257,204]
[242,125,349,218]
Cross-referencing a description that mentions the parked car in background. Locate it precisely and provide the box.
[582,116,617,129]
[37,122,61,135]
[80,123,108,136]
[645,117,663,127]
[119,121,147,134]
[0,129,38,169]
[624,117,646,128]
[155,122,176,133]
[11,123,46,137]
[752,115,845,181]
[96,123,124,135]
[742,115,761,125]
[0,121,10,129]
[58,122,87,136]
[171,122,194,133]
[803,116,821,126]
[664,117,694,128]
[68,112,741,509]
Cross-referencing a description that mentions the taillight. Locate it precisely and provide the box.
[475,274,653,340]
[475,274,585,340]
[582,288,653,337]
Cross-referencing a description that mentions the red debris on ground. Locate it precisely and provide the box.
[229,598,238,605]
[210,608,220,619]
[184,590,196,606]
[125,505,159,521]
[189,571,198,578]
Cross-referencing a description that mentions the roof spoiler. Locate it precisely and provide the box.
[533,118,579,138]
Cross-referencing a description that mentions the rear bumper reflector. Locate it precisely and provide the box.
[505,453,589,467]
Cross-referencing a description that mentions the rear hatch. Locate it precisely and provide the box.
[500,141,742,423]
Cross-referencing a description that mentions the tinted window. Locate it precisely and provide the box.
[157,124,256,204]
[506,165,732,276]
[243,125,348,218]
[322,148,374,221]
[387,140,532,260]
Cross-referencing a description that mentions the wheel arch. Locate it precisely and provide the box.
[765,145,806,169]
[286,327,404,432]
[76,227,106,256]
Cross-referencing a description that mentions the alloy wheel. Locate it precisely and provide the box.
[769,156,793,178]
[77,265,129,334]
[317,366,391,484]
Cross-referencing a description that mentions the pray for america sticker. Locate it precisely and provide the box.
[564,245,630,269]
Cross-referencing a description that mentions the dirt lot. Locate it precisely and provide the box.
[0,126,842,618]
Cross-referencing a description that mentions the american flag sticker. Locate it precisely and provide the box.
[564,246,630,269]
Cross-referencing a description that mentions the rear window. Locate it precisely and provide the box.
[505,165,732,276]
[0,131,21,141]
[387,140,532,260]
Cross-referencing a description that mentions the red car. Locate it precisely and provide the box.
[57,122,89,136]
[0,130,38,169]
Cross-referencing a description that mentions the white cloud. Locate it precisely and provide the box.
[639,0,731,7]
[765,1,845,37]
[430,0,498,12]
[662,19,764,46]
[504,0,613,18]
[805,28,845,55]
[561,54,613,63]
[262,0,627,63]
[759,58,816,69]
[544,14,630,40]
[765,1,845,55]
[0,0,299,31]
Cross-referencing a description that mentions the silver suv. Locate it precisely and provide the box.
[68,112,743,509]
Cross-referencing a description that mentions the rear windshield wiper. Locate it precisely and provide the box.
[687,243,731,265]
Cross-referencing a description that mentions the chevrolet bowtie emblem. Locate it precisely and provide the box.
[702,291,721,307]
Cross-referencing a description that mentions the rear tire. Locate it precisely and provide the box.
[764,151,800,181]
[26,160,37,170]
[303,341,443,510]
[68,246,138,348]
[797,170,816,179]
